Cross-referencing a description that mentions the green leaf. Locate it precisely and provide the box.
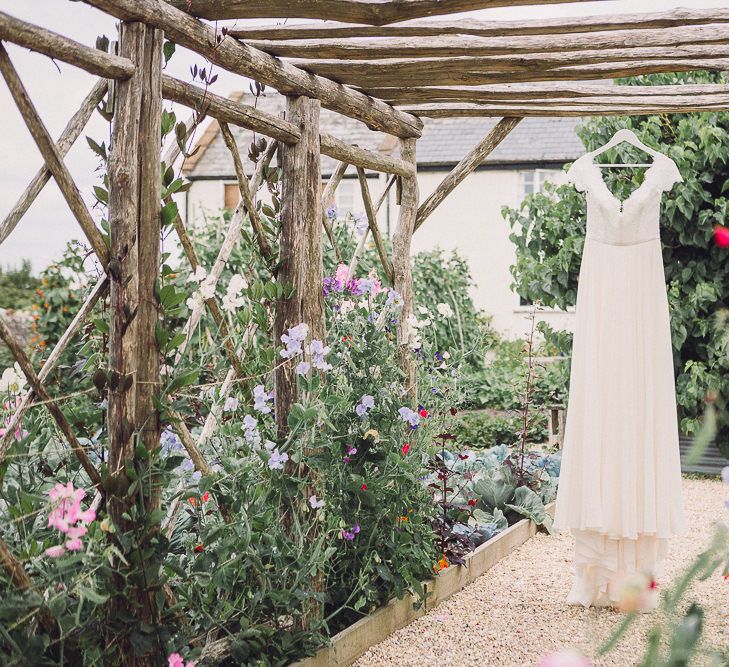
[77,585,108,605]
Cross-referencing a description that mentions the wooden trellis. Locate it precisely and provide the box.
[2,0,729,662]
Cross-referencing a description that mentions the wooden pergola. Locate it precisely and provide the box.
[1,0,728,662]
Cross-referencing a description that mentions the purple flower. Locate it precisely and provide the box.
[398,406,420,429]
[253,384,274,414]
[355,394,374,418]
[307,340,332,371]
[280,323,309,358]
[342,523,360,541]
[296,361,311,376]
[353,211,368,236]
[326,204,338,221]
[161,428,183,454]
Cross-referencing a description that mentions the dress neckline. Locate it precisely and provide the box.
[586,157,660,215]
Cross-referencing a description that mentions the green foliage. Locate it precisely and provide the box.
[452,409,548,450]
[0,260,40,310]
[503,72,729,455]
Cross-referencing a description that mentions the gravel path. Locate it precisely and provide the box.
[355,477,727,667]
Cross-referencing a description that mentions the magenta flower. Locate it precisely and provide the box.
[44,482,96,558]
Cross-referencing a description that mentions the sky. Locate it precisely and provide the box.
[0,0,727,271]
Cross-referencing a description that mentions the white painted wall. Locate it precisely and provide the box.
[182,166,576,341]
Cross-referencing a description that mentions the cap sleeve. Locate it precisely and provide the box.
[565,158,588,193]
[656,156,683,192]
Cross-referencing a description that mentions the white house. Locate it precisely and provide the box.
[180,92,585,339]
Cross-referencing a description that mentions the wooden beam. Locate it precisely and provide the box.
[247,24,729,59]
[402,102,729,117]
[219,122,275,262]
[169,0,607,25]
[228,7,729,39]
[80,0,422,138]
[291,44,729,83]
[275,96,324,436]
[296,57,729,88]
[320,133,415,177]
[164,78,414,175]
[0,314,102,487]
[321,161,348,263]
[0,45,109,266]
[415,117,521,231]
[0,79,107,245]
[356,167,394,284]
[392,138,418,403]
[363,83,729,104]
[0,10,135,79]
[162,75,301,145]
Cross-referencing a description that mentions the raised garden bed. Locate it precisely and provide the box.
[291,503,555,667]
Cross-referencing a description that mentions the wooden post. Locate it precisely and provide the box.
[106,20,163,665]
[392,138,419,403]
[274,95,324,629]
[275,96,324,434]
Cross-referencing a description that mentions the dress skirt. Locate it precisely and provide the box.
[553,236,687,606]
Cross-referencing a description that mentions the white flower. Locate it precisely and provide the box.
[222,292,245,312]
[223,396,239,412]
[309,495,325,509]
[340,299,355,315]
[442,351,451,359]
[199,279,216,300]
[436,303,454,318]
[227,273,248,294]
[188,266,207,283]
[268,448,289,470]
[264,440,276,451]
[0,364,27,395]
[417,306,430,316]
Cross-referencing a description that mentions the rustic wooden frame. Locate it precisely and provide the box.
[2,0,729,660]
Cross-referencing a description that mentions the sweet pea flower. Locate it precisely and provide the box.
[714,225,729,247]
[326,204,338,221]
[436,303,454,318]
[280,323,309,358]
[168,652,196,667]
[398,407,420,429]
[401,443,411,455]
[355,394,375,418]
[309,495,325,509]
[268,448,289,470]
[253,385,274,414]
[44,482,96,558]
[296,361,311,376]
[0,363,27,395]
[223,396,239,412]
[187,267,207,284]
[616,572,659,614]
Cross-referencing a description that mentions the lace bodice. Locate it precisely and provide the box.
[567,153,683,246]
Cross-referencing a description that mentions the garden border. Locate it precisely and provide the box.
[291,502,555,667]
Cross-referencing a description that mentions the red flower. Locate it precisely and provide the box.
[361,483,368,491]
[714,225,729,247]
[194,544,204,553]
[467,499,477,507]
[649,578,658,590]
[419,409,429,418]
[401,443,410,455]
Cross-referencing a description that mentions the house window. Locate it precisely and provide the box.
[520,169,561,199]
[224,183,240,210]
[335,179,356,216]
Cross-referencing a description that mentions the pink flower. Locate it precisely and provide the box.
[167,653,196,667]
[540,649,593,667]
[715,225,729,247]
[616,572,659,613]
[335,263,349,286]
[401,443,410,455]
[45,482,96,557]
[65,538,83,552]
[44,545,66,558]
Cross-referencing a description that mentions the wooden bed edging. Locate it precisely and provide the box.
[291,502,556,667]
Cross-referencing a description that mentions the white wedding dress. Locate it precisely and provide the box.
[553,150,687,607]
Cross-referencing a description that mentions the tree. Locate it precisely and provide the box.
[503,72,729,455]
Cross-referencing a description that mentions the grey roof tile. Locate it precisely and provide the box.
[184,92,585,179]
